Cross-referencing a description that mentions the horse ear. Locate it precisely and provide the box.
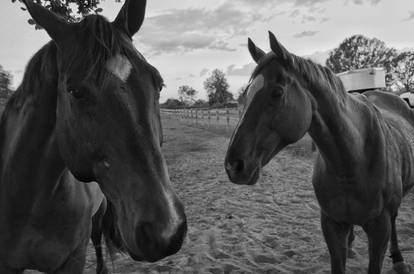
[268,31,292,65]
[113,0,147,38]
[248,38,265,64]
[22,0,69,43]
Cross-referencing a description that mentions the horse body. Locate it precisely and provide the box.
[0,42,104,273]
[1,0,187,272]
[311,91,414,226]
[225,32,414,273]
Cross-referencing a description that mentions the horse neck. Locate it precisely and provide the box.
[0,42,65,201]
[296,64,377,176]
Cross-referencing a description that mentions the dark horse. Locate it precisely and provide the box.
[0,0,187,273]
[225,31,414,274]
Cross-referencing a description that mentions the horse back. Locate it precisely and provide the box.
[364,90,414,129]
[364,90,414,194]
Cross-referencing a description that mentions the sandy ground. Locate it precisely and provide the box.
[27,116,414,273]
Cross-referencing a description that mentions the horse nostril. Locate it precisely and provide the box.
[227,159,245,173]
[234,159,245,172]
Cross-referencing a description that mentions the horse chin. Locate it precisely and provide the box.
[247,167,261,185]
[261,142,286,167]
[128,251,144,261]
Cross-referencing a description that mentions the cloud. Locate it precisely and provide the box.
[290,9,301,18]
[301,15,317,23]
[227,63,256,76]
[137,2,260,54]
[293,30,319,38]
[405,11,414,21]
[200,68,209,77]
[235,0,329,8]
[346,0,382,5]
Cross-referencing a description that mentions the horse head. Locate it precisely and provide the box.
[225,32,314,185]
[23,0,187,262]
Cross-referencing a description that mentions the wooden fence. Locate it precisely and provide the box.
[161,108,242,135]
[161,107,315,154]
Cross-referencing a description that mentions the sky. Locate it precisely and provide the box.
[1,0,414,102]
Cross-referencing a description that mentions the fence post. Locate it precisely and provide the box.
[226,109,230,126]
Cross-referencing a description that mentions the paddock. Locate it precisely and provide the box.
[66,115,414,273]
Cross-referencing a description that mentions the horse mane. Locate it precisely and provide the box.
[251,52,348,106]
[70,15,164,90]
[4,42,58,115]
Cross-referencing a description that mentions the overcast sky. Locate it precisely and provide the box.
[1,0,414,102]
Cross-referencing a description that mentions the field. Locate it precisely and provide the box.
[24,115,414,274]
[82,116,414,274]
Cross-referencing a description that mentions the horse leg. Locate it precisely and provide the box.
[389,212,411,274]
[321,212,353,274]
[52,236,89,274]
[91,198,108,274]
[347,225,356,258]
[362,210,391,274]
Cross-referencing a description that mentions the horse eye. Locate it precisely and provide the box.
[68,88,83,99]
[271,88,284,99]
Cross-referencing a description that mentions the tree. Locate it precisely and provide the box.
[389,51,414,93]
[0,65,13,100]
[177,85,197,104]
[13,0,119,23]
[326,35,397,86]
[204,69,233,106]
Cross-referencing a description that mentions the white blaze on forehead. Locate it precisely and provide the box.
[245,74,265,108]
[106,54,132,82]
[233,74,265,135]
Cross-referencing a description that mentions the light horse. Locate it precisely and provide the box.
[225,31,414,274]
[0,0,187,273]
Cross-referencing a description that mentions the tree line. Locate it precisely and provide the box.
[161,69,235,109]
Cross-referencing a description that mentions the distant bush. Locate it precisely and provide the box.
[160,98,188,109]
[192,99,209,108]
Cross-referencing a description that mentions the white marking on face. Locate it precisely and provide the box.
[232,74,265,136]
[106,54,132,82]
[245,74,265,109]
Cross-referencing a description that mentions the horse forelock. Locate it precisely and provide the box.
[63,15,163,91]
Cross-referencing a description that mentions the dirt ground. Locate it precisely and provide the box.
[30,116,414,274]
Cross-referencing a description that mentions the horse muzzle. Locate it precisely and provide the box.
[225,157,261,185]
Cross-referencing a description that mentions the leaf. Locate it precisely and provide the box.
[20,7,26,10]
